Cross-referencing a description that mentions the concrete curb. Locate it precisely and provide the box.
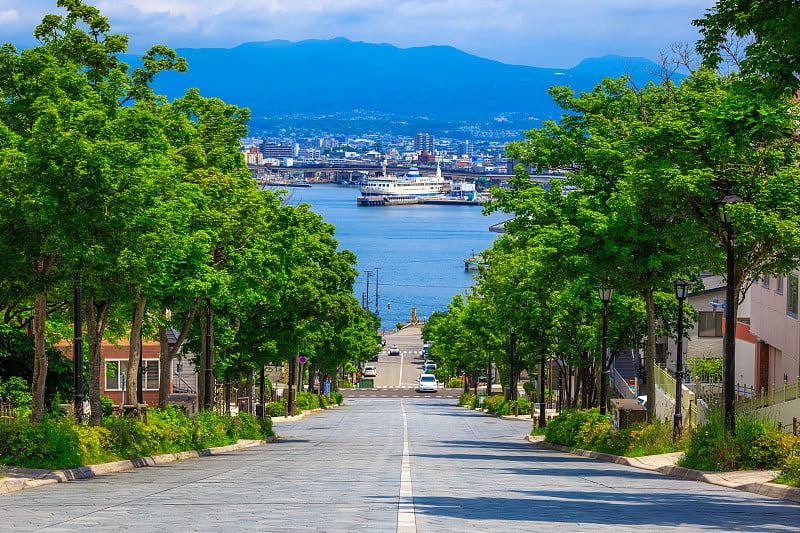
[458,404,536,422]
[0,437,276,496]
[527,436,800,504]
[269,402,343,423]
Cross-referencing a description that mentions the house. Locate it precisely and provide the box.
[660,273,756,389]
[749,272,800,392]
[60,328,198,405]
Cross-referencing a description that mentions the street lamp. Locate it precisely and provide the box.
[671,278,692,438]
[597,284,613,415]
[717,189,743,433]
[538,349,547,428]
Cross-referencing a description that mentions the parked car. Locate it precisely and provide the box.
[371,352,379,361]
[389,344,400,356]
[424,363,437,373]
[417,374,438,393]
[363,365,378,377]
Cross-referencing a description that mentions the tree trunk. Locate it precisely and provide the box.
[125,294,147,405]
[643,287,658,422]
[30,254,56,424]
[86,298,111,426]
[157,299,201,408]
[30,293,48,423]
[198,305,208,409]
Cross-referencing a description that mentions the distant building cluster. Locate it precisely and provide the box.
[239,131,517,174]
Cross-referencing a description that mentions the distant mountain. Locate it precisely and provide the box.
[124,38,668,133]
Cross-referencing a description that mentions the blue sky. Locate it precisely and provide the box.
[0,0,718,68]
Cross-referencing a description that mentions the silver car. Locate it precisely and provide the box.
[417,374,438,393]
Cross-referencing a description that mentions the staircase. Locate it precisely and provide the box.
[611,349,639,399]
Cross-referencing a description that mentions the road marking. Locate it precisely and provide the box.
[397,400,416,533]
[398,351,404,387]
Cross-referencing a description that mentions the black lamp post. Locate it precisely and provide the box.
[538,349,547,428]
[717,189,743,433]
[73,272,84,421]
[597,284,614,415]
[671,278,692,438]
[204,297,213,411]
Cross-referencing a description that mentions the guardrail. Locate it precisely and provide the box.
[654,364,698,427]
[612,367,637,399]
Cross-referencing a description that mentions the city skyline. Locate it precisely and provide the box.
[2,0,717,69]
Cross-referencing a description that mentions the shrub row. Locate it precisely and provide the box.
[458,393,531,416]
[679,411,800,478]
[543,407,800,482]
[0,407,275,470]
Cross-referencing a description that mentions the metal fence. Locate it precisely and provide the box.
[694,379,799,411]
[654,364,698,427]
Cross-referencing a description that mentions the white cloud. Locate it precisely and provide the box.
[0,8,18,24]
[0,0,719,67]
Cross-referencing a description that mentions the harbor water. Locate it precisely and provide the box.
[284,184,508,330]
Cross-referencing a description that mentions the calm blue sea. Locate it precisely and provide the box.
[284,184,508,330]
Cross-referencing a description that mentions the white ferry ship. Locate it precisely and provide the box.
[359,164,446,197]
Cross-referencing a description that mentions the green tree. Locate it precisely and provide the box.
[694,0,800,97]
[0,1,186,422]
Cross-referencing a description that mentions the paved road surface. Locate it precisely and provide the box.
[3,399,798,532]
[372,325,429,388]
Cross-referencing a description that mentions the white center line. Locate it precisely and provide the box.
[398,351,404,387]
[397,400,416,533]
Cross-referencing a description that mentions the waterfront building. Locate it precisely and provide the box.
[243,147,263,166]
[261,141,295,158]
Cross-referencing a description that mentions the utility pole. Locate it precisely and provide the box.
[374,267,381,313]
[363,270,373,310]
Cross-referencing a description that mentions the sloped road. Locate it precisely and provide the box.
[2,399,798,532]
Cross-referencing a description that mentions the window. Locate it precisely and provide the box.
[788,275,799,318]
[776,275,784,294]
[762,274,770,288]
[105,360,160,391]
[698,311,723,337]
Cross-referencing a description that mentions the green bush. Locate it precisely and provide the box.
[446,377,464,388]
[482,395,507,414]
[296,392,321,411]
[0,418,83,469]
[687,355,723,383]
[459,392,475,406]
[329,391,344,404]
[264,401,287,417]
[605,419,684,457]
[777,454,800,487]
[0,376,32,408]
[0,407,275,470]
[680,410,798,471]
[100,395,115,417]
[545,408,609,449]
[470,395,481,409]
[522,381,535,398]
[508,397,532,415]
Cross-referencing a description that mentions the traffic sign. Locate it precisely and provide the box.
[299,356,307,363]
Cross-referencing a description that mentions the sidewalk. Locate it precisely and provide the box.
[461,404,800,505]
[526,435,800,505]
